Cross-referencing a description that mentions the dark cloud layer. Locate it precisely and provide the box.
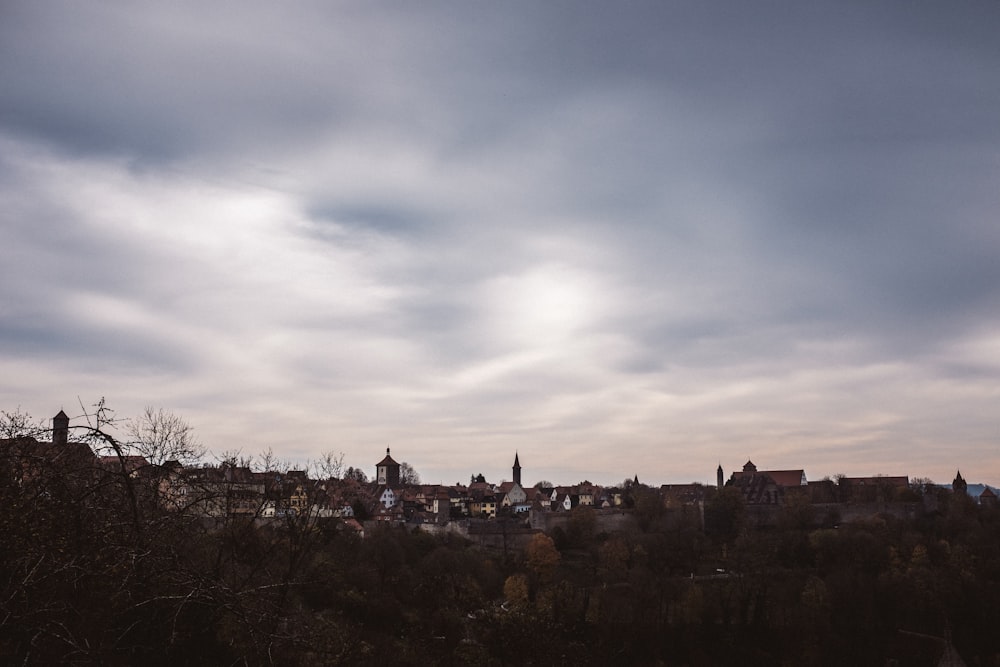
[2,2,999,485]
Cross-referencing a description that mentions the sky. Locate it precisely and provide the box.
[2,2,999,487]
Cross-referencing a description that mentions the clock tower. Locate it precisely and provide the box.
[375,448,400,487]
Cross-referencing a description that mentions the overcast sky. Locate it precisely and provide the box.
[2,2,999,486]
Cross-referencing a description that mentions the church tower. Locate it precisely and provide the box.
[953,470,968,496]
[717,464,724,489]
[376,448,401,487]
[512,452,522,486]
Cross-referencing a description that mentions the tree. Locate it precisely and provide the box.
[525,533,560,580]
[344,467,368,483]
[257,447,291,473]
[633,486,666,532]
[705,485,745,542]
[909,477,935,497]
[533,480,554,489]
[400,462,420,485]
[125,406,204,466]
[503,574,530,608]
[313,450,345,480]
[0,408,47,439]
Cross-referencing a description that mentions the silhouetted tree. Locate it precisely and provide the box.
[126,405,205,466]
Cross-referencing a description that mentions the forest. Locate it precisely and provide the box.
[2,411,1000,665]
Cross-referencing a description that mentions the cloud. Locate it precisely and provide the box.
[2,2,1000,485]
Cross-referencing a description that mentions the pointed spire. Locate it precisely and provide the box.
[953,470,968,495]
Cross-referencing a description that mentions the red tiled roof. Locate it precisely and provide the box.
[376,447,398,466]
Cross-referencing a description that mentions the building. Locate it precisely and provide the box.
[375,448,401,487]
[726,460,807,505]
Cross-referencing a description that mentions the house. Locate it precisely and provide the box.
[659,483,706,508]
[726,460,807,505]
[1,410,97,490]
[429,486,453,519]
[729,461,807,488]
[179,463,267,517]
[553,489,576,511]
[374,500,405,523]
[498,481,527,508]
[377,486,397,510]
[284,480,310,515]
[532,486,553,509]
[838,475,909,503]
[576,482,596,507]
[469,487,498,518]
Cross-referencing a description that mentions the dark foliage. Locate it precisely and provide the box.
[5,430,1000,665]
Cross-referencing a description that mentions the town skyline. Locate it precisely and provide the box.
[3,3,1000,486]
[5,406,991,492]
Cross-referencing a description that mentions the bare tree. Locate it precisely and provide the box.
[344,466,368,483]
[217,448,255,470]
[0,408,47,439]
[257,447,304,475]
[313,450,346,480]
[258,447,280,473]
[400,462,421,486]
[125,406,204,466]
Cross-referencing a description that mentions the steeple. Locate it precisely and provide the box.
[512,452,521,486]
[953,470,968,496]
[717,463,724,489]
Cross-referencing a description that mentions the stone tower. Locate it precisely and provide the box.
[717,464,724,489]
[52,410,69,445]
[512,452,522,486]
[376,448,401,487]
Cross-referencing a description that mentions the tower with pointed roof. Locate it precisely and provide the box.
[952,470,968,496]
[512,452,521,486]
[376,448,400,487]
[52,410,69,445]
[717,464,724,489]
